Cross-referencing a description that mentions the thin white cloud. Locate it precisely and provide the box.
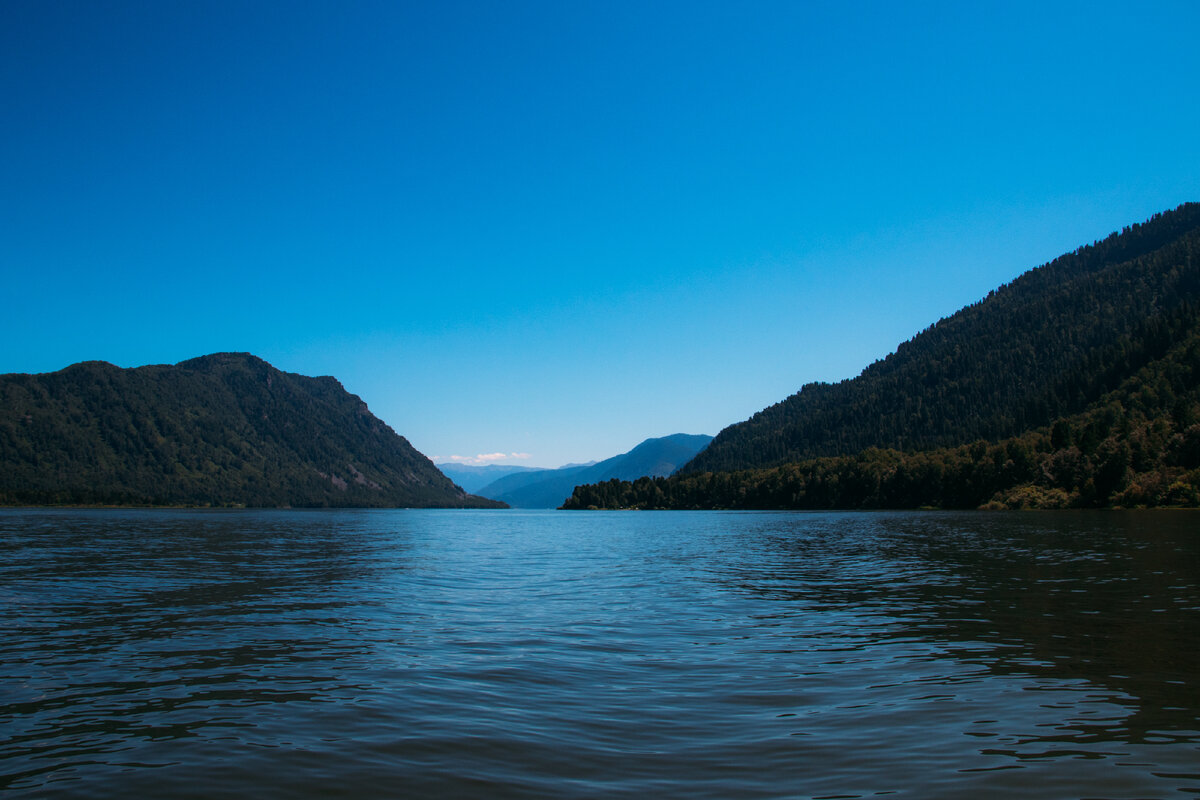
[442,452,533,466]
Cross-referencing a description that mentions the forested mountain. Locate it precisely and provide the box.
[0,353,504,508]
[686,203,1200,474]
[563,316,1200,510]
[477,433,712,508]
[565,205,1200,510]
[436,463,541,494]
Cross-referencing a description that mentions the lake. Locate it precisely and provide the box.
[2,509,1198,798]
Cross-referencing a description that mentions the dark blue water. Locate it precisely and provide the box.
[2,509,1198,798]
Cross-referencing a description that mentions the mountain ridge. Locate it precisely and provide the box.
[0,353,504,508]
[684,203,1200,474]
[566,205,1200,510]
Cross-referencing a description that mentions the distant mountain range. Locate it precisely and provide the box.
[0,353,504,508]
[565,203,1200,510]
[436,463,542,494]
[473,433,712,508]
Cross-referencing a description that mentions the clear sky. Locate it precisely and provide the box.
[2,1,1198,468]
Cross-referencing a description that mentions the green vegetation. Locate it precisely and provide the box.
[563,325,1200,510]
[565,205,1200,510]
[0,353,505,508]
[688,203,1200,474]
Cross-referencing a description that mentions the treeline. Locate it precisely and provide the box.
[0,353,504,508]
[688,203,1200,473]
[563,316,1200,511]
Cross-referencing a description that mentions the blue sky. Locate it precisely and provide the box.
[3,1,1198,467]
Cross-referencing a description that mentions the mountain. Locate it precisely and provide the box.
[563,322,1200,510]
[0,353,505,508]
[476,433,712,508]
[477,464,592,508]
[565,205,1200,510]
[686,203,1200,474]
[436,463,541,494]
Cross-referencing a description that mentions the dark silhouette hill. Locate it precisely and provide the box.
[0,352,504,508]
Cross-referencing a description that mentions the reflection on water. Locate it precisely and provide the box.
[731,513,1200,735]
[1,508,1198,798]
[720,513,1200,779]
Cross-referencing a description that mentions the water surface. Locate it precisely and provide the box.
[2,509,1198,798]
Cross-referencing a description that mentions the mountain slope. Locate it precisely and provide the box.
[477,433,712,508]
[686,203,1200,473]
[0,353,504,508]
[563,316,1200,510]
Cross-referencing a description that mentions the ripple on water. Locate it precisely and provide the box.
[1,508,1199,798]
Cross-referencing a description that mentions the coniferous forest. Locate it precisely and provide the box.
[564,204,1200,510]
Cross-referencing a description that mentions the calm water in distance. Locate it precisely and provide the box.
[2,508,1199,799]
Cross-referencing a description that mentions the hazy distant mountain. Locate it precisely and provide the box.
[436,463,542,494]
[474,464,591,507]
[476,434,712,508]
[0,353,505,508]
